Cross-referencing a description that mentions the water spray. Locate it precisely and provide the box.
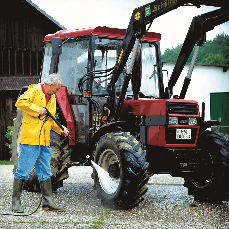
[91,160,120,195]
[91,160,108,178]
[91,160,110,181]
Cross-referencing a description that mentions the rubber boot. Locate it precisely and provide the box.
[11,178,24,213]
[40,178,64,212]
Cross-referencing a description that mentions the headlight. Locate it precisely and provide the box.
[189,118,197,125]
[169,117,178,125]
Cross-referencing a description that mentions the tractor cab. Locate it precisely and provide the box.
[41,26,162,98]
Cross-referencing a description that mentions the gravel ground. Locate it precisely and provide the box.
[1,165,229,228]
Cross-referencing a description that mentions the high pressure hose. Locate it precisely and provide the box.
[0,114,49,216]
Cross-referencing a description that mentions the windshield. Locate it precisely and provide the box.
[92,39,160,98]
[92,40,160,97]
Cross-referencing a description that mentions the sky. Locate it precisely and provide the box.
[31,0,229,53]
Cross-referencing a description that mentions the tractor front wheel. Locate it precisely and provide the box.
[93,132,149,209]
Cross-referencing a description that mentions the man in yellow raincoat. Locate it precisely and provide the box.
[12,74,69,213]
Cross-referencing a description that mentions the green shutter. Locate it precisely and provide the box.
[210,93,229,134]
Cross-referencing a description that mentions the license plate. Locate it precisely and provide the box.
[176,129,191,139]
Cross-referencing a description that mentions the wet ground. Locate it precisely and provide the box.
[1,165,229,228]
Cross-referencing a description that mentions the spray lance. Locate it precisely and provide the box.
[43,107,74,141]
[44,108,107,180]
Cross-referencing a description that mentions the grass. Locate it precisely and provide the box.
[1,209,111,228]
[88,209,111,229]
[0,160,13,165]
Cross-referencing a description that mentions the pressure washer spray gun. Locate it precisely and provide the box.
[43,107,74,141]
[43,107,92,166]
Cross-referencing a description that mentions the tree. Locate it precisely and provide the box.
[5,126,13,155]
[161,33,229,66]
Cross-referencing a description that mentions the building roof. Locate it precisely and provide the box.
[0,77,40,91]
[26,0,67,30]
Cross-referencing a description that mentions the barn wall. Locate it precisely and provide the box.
[0,0,65,159]
[0,91,18,160]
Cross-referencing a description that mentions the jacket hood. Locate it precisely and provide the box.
[28,83,42,90]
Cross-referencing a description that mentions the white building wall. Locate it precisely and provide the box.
[162,63,229,120]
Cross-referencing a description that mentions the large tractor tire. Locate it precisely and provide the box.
[50,131,71,191]
[184,131,229,202]
[93,132,149,209]
[11,109,23,174]
[11,109,71,192]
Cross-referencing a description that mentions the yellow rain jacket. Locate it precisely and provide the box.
[16,83,63,146]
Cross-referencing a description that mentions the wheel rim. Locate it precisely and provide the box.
[190,150,214,188]
[98,149,121,195]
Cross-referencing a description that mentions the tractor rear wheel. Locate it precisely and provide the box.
[11,109,71,192]
[50,131,71,191]
[184,131,229,202]
[93,132,149,209]
[11,109,23,174]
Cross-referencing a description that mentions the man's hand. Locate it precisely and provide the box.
[40,107,47,116]
[61,128,69,137]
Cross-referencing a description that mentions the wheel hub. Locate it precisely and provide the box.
[190,150,213,188]
[108,162,120,179]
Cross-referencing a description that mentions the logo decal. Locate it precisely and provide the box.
[135,12,140,20]
[145,5,151,17]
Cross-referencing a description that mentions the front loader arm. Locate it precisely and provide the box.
[108,0,229,119]
[167,7,229,98]
[110,1,182,87]
[108,0,184,118]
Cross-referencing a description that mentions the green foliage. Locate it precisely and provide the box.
[4,126,14,155]
[162,44,183,62]
[161,33,229,65]
[0,160,13,165]
[88,209,111,229]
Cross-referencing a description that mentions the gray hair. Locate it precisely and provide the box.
[44,74,62,87]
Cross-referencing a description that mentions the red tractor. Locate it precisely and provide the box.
[12,0,229,209]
